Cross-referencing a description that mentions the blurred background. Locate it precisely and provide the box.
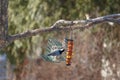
[1,0,120,80]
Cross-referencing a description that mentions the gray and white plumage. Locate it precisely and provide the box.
[41,38,65,62]
[47,49,65,56]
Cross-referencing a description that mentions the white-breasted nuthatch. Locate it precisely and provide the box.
[47,49,65,56]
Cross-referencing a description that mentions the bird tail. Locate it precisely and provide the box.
[47,53,52,56]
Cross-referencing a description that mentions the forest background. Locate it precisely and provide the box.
[2,0,120,80]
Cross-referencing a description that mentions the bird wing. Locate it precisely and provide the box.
[47,38,62,54]
[41,38,65,62]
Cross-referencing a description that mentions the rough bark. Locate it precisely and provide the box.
[0,0,8,49]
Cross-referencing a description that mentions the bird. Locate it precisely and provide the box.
[47,49,65,56]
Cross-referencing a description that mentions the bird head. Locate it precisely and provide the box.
[60,49,65,53]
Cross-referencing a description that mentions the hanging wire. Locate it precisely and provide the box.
[64,21,74,46]
[70,25,73,40]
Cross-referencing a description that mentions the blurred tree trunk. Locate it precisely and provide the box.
[0,0,8,48]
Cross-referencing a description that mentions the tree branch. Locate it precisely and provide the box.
[1,14,120,49]
[9,14,120,42]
